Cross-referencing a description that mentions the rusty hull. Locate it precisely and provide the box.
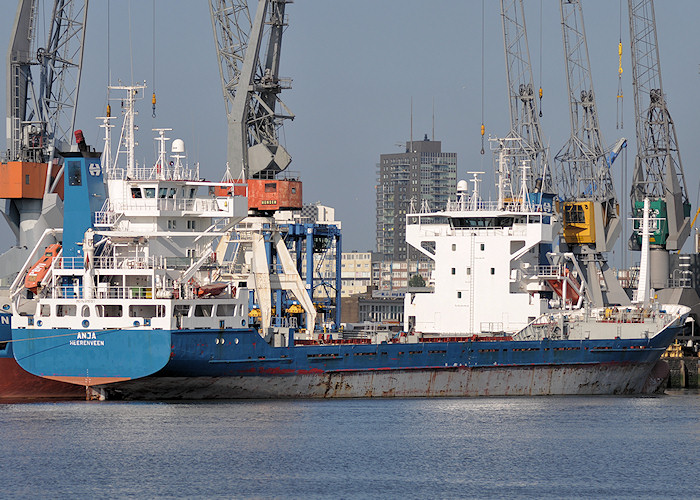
[99,362,657,400]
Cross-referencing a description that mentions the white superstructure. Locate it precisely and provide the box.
[404,171,564,336]
[11,84,252,333]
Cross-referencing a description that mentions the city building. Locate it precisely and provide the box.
[374,259,433,290]
[376,135,457,261]
[340,251,374,297]
[341,288,405,325]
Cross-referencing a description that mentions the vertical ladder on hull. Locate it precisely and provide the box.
[469,233,476,334]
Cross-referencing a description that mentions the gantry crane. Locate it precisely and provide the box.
[1,0,88,284]
[554,0,629,306]
[628,0,690,289]
[498,0,551,196]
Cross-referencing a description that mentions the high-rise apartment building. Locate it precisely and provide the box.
[376,136,457,261]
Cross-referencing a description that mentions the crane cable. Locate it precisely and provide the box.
[152,0,157,118]
[616,0,624,129]
[480,0,485,155]
[539,0,543,118]
[106,0,111,117]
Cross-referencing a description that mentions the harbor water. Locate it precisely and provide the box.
[1,392,699,499]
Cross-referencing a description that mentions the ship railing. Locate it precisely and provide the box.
[53,286,84,299]
[532,265,564,279]
[53,257,86,270]
[597,306,656,324]
[53,256,159,271]
[448,226,528,237]
[442,199,551,213]
[106,165,199,181]
[515,315,567,341]
[479,322,504,334]
[110,197,224,213]
[93,210,120,226]
[51,285,159,300]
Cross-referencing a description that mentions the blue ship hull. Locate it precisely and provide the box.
[1,312,85,399]
[11,321,682,399]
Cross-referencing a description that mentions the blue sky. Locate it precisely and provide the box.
[2,1,699,269]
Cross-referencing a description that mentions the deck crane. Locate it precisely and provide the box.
[1,0,88,284]
[554,0,629,306]
[628,0,690,289]
[209,0,299,213]
[498,0,551,196]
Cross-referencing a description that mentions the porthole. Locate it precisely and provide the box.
[235,338,239,344]
[37,320,43,327]
[82,320,89,328]
[133,320,140,327]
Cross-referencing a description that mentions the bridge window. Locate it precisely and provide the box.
[56,305,76,317]
[144,188,156,198]
[216,304,236,317]
[131,187,142,198]
[195,304,213,317]
[130,305,165,318]
[40,304,51,317]
[96,305,122,317]
[173,305,190,318]
[82,305,90,317]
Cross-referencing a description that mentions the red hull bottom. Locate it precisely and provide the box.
[0,357,85,399]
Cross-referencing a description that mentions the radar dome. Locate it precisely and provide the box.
[457,180,468,192]
[171,139,186,153]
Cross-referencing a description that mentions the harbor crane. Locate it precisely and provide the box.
[628,0,690,289]
[554,0,629,306]
[7,0,87,164]
[1,0,88,284]
[498,0,551,196]
[209,0,294,183]
[209,0,341,333]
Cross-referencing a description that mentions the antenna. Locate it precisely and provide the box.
[410,97,413,152]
